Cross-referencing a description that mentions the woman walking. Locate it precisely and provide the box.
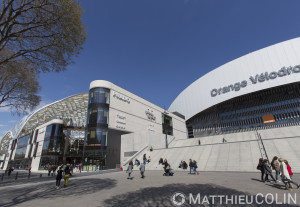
[285,160,300,189]
[126,161,134,179]
[256,158,264,181]
[64,165,71,187]
[271,156,281,182]
[56,167,63,189]
[263,159,276,182]
[279,158,293,190]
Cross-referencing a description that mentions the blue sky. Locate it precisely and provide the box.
[1,0,300,138]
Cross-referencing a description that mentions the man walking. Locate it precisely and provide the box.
[140,162,145,178]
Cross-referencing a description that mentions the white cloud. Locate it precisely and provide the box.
[8,120,16,123]
[0,124,7,127]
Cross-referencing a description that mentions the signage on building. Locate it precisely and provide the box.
[112,91,130,103]
[211,65,300,97]
[116,113,126,130]
[145,109,156,121]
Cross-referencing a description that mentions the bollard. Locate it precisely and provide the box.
[1,173,4,181]
[40,174,42,178]
[15,172,18,180]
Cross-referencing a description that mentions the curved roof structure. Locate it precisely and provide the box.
[169,37,300,120]
[2,92,89,141]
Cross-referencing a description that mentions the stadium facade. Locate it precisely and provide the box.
[169,37,300,138]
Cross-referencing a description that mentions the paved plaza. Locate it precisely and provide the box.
[0,170,299,207]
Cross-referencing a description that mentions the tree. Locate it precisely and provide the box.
[0,0,86,113]
[0,51,40,114]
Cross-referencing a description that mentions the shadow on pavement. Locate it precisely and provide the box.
[0,178,117,207]
[104,183,298,207]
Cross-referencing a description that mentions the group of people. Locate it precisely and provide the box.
[54,164,73,189]
[178,160,188,169]
[178,159,199,175]
[159,158,174,176]
[126,160,145,179]
[257,156,300,190]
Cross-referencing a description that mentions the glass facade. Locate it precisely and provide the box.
[39,124,64,169]
[89,88,110,104]
[187,82,300,138]
[14,135,29,160]
[84,87,110,170]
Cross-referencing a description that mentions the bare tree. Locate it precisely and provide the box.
[0,0,86,113]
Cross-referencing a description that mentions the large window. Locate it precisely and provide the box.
[87,107,109,125]
[86,129,107,146]
[17,135,29,148]
[14,147,27,160]
[89,88,110,104]
[14,135,29,160]
[45,124,63,139]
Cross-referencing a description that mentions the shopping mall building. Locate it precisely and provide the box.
[2,37,300,171]
[1,81,186,171]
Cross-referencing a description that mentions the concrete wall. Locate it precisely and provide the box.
[120,131,174,166]
[133,126,300,173]
[90,80,187,139]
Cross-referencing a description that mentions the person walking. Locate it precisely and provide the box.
[279,158,292,190]
[8,166,14,176]
[143,154,147,165]
[139,162,145,178]
[189,159,194,174]
[56,167,63,189]
[48,165,52,176]
[271,156,281,182]
[263,159,276,182]
[126,161,134,179]
[79,164,82,173]
[28,166,31,176]
[63,165,71,187]
[256,158,264,181]
[193,160,199,175]
[52,165,57,176]
[285,160,300,189]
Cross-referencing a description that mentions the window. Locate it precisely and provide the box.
[89,88,110,104]
[87,129,108,146]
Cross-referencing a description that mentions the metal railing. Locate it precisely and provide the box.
[122,145,148,166]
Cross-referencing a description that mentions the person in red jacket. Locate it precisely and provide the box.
[285,160,300,189]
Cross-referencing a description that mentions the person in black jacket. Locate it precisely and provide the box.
[257,158,264,181]
[189,159,194,174]
[56,167,63,189]
[263,159,276,183]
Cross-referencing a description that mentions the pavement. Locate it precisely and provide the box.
[0,170,299,207]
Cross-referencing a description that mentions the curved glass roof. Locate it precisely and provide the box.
[2,92,89,141]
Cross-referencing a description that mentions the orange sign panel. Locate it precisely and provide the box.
[262,114,275,123]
